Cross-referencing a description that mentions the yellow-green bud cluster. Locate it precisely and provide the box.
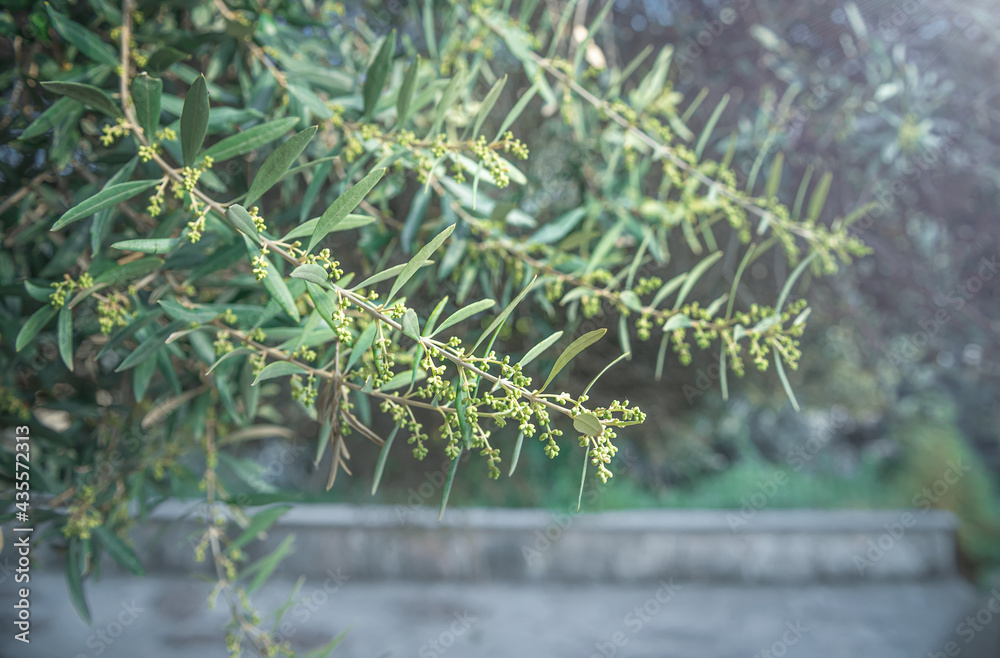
[100,118,131,146]
[48,272,93,308]
[251,244,271,281]
[291,372,318,407]
[97,293,131,335]
[213,330,234,356]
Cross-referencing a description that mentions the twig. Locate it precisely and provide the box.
[212,0,288,90]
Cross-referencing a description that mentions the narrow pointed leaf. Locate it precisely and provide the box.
[694,93,729,160]
[423,296,450,336]
[619,314,632,358]
[573,411,603,437]
[371,424,401,494]
[281,214,374,242]
[146,46,190,75]
[726,244,757,319]
[306,283,339,332]
[226,204,261,244]
[431,299,496,336]
[517,330,563,368]
[471,276,536,353]
[253,361,309,385]
[46,6,118,66]
[93,526,145,576]
[401,308,421,341]
[655,333,669,380]
[131,73,162,137]
[22,97,79,140]
[582,352,629,397]
[401,186,432,252]
[577,445,589,512]
[431,71,465,136]
[16,305,57,351]
[650,273,687,309]
[792,165,814,219]
[66,539,91,624]
[41,82,120,118]
[663,314,693,332]
[53,180,161,231]
[472,75,507,138]
[314,414,332,467]
[529,207,586,245]
[541,328,606,391]
[115,323,179,372]
[379,369,425,392]
[807,171,833,222]
[494,81,539,141]
[229,506,293,552]
[387,224,455,303]
[455,379,473,449]
[438,449,462,520]
[92,257,163,287]
[58,305,74,370]
[246,125,317,206]
[508,431,525,477]
[619,290,642,312]
[203,117,300,163]
[242,235,299,321]
[290,264,330,287]
[364,30,396,120]
[774,351,800,412]
[396,56,420,129]
[261,257,300,322]
[24,280,52,302]
[91,157,138,253]
[673,251,722,310]
[245,535,295,593]
[351,260,433,291]
[180,75,210,166]
[111,238,180,254]
[776,252,817,315]
[308,167,386,252]
[765,152,784,199]
[346,322,377,372]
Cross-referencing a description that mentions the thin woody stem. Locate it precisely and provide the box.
[431,180,798,343]
[212,322,510,419]
[468,5,834,247]
[124,118,588,422]
[212,0,289,89]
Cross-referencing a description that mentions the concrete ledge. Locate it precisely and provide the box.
[2,575,980,658]
[134,503,960,584]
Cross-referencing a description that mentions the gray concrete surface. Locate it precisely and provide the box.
[0,507,986,657]
[136,504,962,582]
[0,572,980,657]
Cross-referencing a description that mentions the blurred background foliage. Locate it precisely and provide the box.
[331,0,1000,580]
[1,0,998,588]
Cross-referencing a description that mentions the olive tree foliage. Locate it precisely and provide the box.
[1,0,867,654]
